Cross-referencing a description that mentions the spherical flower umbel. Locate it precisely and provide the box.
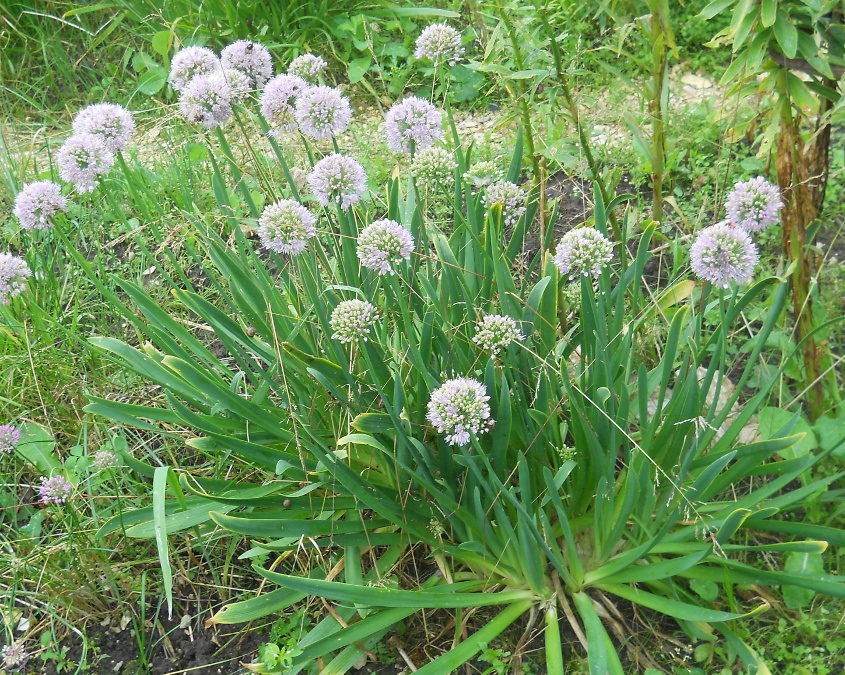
[0,253,32,305]
[427,377,493,446]
[13,181,68,231]
[411,146,456,191]
[308,153,368,210]
[1,640,27,669]
[0,424,21,454]
[260,74,307,136]
[56,133,115,193]
[169,46,220,92]
[91,449,118,470]
[553,228,614,281]
[484,181,526,227]
[690,221,759,288]
[414,23,465,67]
[385,96,443,154]
[288,53,327,84]
[330,299,379,343]
[179,73,233,130]
[464,160,503,190]
[725,176,783,233]
[258,199,318,255]
[221,40,274,89]
[209,68,252,104]
[473,314,523,356]
[71,103,135,152]
[38,474,72,505]
[295,85,352,140]
[357,219,415,275]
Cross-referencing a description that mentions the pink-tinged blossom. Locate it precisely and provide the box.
[472,314,523,355]
[38,474,72,505]
[426,377,493,446]
[13,181,68,231]
[295,85,352,140]
[221,40,273,89]
[179,73,233,129]
[690,222,758,288]
[169,46,220,92]
[209,68,252,104]
[0,253,32,305]
[72,103,135,152]
[553,228,614,281]
[484,181,526,227]
[308,153,367,210]
[260,74,307,136]
[1,640,27,669]
[414,24,465,67]
[725,176,783,233]
[258,199,318,255]
[357,219,414,275]
[385,96,443,154]
[288,54,326,84]
[0,424,21,454]
[330,299,379,343]
[56,133,115,193]
[91,450,118,470]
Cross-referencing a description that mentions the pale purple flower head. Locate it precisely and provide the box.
[1,640,27,669]
[288,54,327,84]
[308,153,367,210]
[260,74,307,136]
[690,221,758,288]
[295,85,352,140]
[169,46,220,92]
[38,474,72,505]
[553,228,614,281]
[258,199,318,255]
[91,449,118,470]
[208,67,252,104]
[414,23,465,67]
[357,219,415,275]
[221,40,273,89]
[13,181,68,231]
[427,377,493,446]
[330,299,379,343]
[0,253,32,305]
[385,96,443,154]
[725,176,783,233]
[179,73,233,129]
[0,424,21,454]
[472,314,523,356]
[72,103,135,152]
[56,133,115,193]
[484,181,526,227]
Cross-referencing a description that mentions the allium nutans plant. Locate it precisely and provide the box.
[77,51,845,675]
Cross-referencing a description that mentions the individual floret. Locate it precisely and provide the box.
[258,199,318,255]
[414,24,465,67]
[221,40,273,89]
[484,181,526,227]
[308,153,367,210]
[169,46,220,92]
[725,176,783,233]
[13,181,68,231]
[0,253,31,305]
[295,85,352,140]
[357,219,415,275]
[426,377,493,446]
[690,222,758,288]
[72,103,135,152]
[288,54,327,84]
[411,147,456,191]
[472,314,523,356]
[553,228,614,281]
[37,474,72,505]
[179,73,233,129]
[260,74,307,136]
[56,133,115,193]
[385,96,443,154]
[330,299,379,343]
[0,424,21,454]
